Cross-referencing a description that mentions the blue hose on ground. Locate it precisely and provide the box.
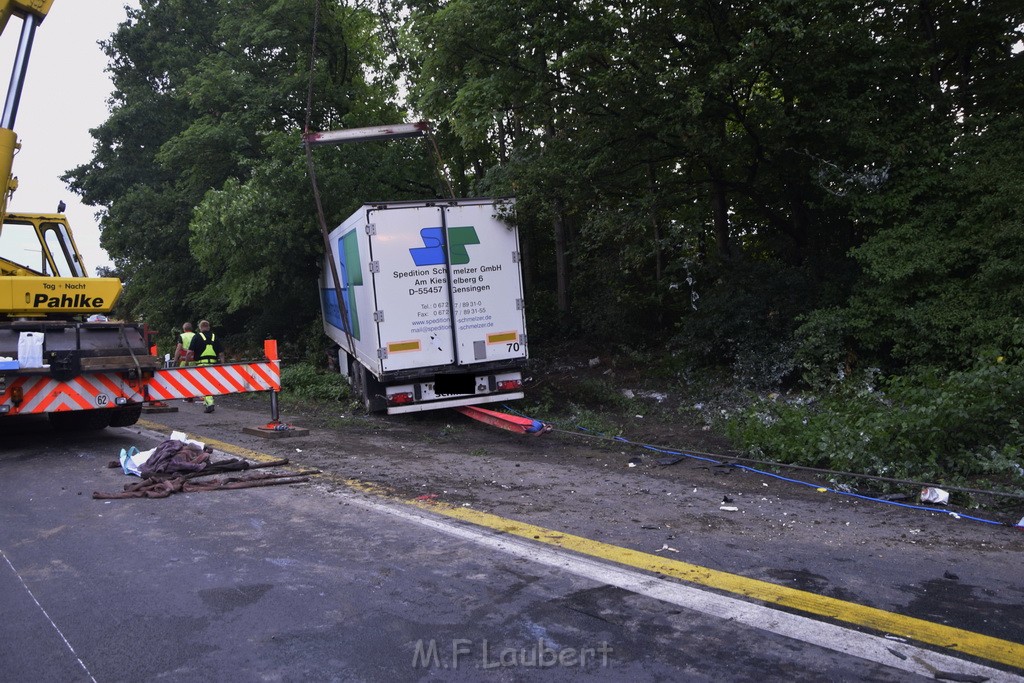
[509,408,1010,528]
[524,419,547,434]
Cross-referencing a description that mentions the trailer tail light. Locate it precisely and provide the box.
[388,392,414,406]
[10,386,23,406]
[497,379,522,391]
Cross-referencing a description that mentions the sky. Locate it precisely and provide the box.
[1,1,138,276]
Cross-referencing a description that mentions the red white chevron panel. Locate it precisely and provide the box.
[144,361,281,401]
[0,361,281,415]
[1,373,145,416]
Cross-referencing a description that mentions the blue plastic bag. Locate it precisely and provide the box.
[119,447,142,476]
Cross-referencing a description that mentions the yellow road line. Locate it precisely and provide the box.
[139,421,1024,671]
[431,503,1023,670]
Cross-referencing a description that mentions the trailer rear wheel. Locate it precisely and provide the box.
[354,364,387,413]
[341,350,357,387]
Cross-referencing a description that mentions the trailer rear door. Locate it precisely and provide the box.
[367,200,526,373]
[444,201,527,365]
[367,205,455,372]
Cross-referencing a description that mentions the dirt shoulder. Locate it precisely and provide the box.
[130,390,1024,647]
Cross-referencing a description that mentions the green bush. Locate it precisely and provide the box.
[727,351,1024,490]
[793,307,855,392]
[279,362,350,403]
[818,116,1024,373]
[564,405,624,438]
[673,259,818,389]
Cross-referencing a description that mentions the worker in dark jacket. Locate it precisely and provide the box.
[186,319,225,413]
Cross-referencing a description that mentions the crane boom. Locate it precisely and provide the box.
[0,0,120,315]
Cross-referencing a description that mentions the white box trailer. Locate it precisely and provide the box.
[320,198,527,414]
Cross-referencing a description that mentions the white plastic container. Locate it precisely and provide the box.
[920,487,950,505]
[17,332,44,368]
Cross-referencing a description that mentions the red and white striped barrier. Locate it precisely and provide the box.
[1,372,144,415]
[145,361,281,401]
[1,360,281,416]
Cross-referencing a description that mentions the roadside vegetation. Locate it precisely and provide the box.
[728,356,1024,498]
[68,3,1023,509]
[279,341,1024,513]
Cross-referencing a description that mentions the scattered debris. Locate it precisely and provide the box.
[116,432,212,477]
[97,431,304,500]
[93,459,307,500]
[722,495,734,504]
[657,456,684,467]
[139,439,211,478]
[709,464,733,476]
[627,457,642,468]
[932,671,988,683]
[920,487,950,505]
[117,447,150,476]
[910,652,984,682]
[720,506,739,512]
[655,543,679,553]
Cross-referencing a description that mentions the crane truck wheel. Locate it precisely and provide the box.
[108,404,143,427]
[48,409,112,431]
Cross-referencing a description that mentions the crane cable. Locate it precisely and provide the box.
[302,0,356,360]
[427,131,455,199]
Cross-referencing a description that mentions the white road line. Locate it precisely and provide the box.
[341,489,1022,682]
[126,425,1021,680]
[1,549,98,683]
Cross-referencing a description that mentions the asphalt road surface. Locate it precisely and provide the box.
[1,404,1022,681]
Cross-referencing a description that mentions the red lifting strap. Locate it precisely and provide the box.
[454,406,550,436]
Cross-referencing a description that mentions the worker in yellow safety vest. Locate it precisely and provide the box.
[173,322,195,366]
[185,320,225,413]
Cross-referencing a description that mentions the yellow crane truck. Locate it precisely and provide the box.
[0,1,281,429]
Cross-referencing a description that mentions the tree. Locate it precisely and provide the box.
[67,0,1024,383]
[65,0,221,335]
[800,0,1024,371]
[66,0,439,351]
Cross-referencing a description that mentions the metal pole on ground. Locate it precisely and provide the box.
[242,339,309,438]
